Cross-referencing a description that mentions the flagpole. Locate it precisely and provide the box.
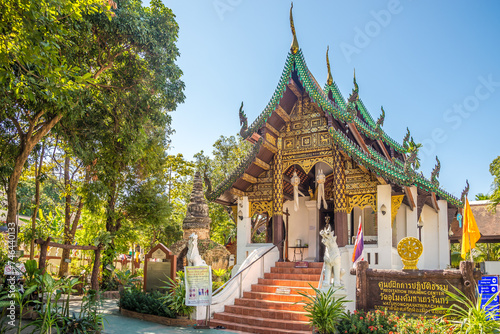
[466,196,474,263]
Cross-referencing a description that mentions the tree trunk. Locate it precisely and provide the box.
[102,180,120,288]
[30,145,45,260]
[6,113,63,250]
[58,155,72,277]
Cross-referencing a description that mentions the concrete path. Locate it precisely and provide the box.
[4,298,239,334]
[84,299,240,334]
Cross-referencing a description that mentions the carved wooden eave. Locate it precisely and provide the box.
[253,157,270,170]
[347,123,371,156]
[275,105,291,123]
[287,78,302,97]
[377,139,393,163]
[404,186,416,211]
[430,192,440,213]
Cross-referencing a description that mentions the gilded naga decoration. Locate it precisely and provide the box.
[431,156,441,187]
[238,101,248,138]
[375,106,385,137]
[402,128,411,151]
[461,179,470,203]
[346,70,359,120]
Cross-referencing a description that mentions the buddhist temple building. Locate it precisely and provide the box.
[206,5,464,300]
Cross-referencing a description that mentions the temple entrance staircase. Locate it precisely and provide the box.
[211,261,323,334]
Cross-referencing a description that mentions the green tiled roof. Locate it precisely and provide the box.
[209,49,461,207]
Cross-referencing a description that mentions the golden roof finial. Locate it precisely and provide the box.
[290,2,299,54]
[326,46,333,86]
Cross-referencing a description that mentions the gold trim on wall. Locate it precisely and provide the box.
[250,201,273,217]
[346,193,377,214]
[391,195,405,227]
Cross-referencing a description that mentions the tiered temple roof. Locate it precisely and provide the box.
[207,6,462,211]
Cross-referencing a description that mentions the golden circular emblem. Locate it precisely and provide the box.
[397,237,423,270]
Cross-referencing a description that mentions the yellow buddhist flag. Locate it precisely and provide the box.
[461,197,481,259]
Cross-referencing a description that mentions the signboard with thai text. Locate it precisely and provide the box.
[185,266,212,306]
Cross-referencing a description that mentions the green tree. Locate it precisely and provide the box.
[63,1,184,286]
[195,135,252,245]
[0,0,116,236]
[489,155,500,210]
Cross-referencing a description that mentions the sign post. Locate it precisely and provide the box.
[478,275,499,320]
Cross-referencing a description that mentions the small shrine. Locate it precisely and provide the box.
[170,172,230,271]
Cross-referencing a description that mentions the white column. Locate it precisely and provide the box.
[236,196,251,266]
[406,186,418,238]
[437,199,450,269]
[305,200,319,261]
[377,184,392,269]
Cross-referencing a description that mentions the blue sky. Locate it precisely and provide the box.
[161,0,500,200]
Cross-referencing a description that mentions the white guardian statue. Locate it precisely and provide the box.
[187,233,207,266]
[320,224,344,287]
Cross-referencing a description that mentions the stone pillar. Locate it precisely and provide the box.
[405,186,418,238]
[437,199,449,269]
[332,146,348,246]
[377,184,392,268]
[272,138,284,261]
[305,200,319,261]
[236,196,250,266]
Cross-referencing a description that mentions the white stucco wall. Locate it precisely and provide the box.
[393,203,407,247]
[377,185,392,269]
[284,197,311,261]
[437,199,450,269]
[420,205,439,269]
[406,186,418,238]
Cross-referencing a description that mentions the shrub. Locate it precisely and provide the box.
[161,271,194,318]
[338,310,448,334]
[338,309,398,334]
[297,285,349,334]
[118,289,174,318]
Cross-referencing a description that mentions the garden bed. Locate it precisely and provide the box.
[120,308,196,327]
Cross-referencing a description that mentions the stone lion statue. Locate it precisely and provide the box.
[187,233,207,266]
[320,224,344,287]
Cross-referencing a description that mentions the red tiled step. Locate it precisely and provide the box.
[224,305,309,322]
[258,278,319,288]
[250,284,314,295]
[210,319,311,334]
[264,272,321,281]
[213,312,311,332]
[270,267,322,275]
[234,298,307,312]
[242,291,307,303]
[274,261,323,268]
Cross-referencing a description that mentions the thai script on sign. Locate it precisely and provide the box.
[375,280,450,315]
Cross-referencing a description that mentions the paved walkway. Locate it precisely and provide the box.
[5,299,238,334]
[84,299,239,334]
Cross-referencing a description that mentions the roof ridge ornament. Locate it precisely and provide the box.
[376,106,385,129]
[431,156,441,187]
[460,180,470,204]
[326,46,333,86]
[348,69,359,103]
[238,101,248,138]
[290,2,299,54]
